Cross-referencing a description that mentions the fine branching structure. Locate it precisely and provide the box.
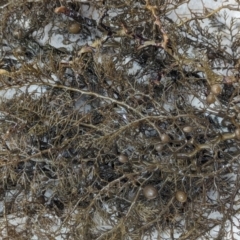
[0,0,240,239]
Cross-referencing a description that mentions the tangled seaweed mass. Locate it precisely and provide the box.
[0,0,240,239]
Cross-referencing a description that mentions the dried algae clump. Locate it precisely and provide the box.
[0,0,240,239]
